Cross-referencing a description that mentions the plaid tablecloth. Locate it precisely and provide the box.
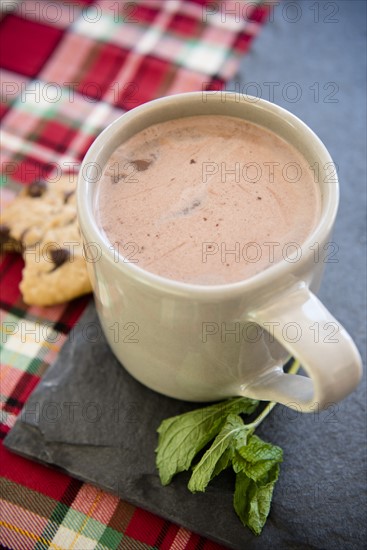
[0,1,272,548]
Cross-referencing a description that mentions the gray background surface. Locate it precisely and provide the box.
[231,0,367,543]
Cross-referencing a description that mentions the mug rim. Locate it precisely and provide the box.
[77,92,339,298]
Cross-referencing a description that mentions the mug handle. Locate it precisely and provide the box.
[242,283,362,412]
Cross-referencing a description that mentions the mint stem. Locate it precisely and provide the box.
[245,360,301,431]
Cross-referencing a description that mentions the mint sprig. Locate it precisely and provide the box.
[156,396,259,485]
[234,462,280,535]
[156,360,300,535]
[188,413,249,493]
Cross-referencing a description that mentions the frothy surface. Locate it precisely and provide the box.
[96,115,321,284]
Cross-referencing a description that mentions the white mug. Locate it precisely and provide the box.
[77,92,362,412]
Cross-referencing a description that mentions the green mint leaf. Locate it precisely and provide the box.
[156,397,258,485]
[212,447,233,479]
[234,463,280,536]
[188,414,250,493]
[233,434,283,481]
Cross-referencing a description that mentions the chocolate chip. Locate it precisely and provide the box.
[131,159,151,171]
[0,224,22,253]
[0,224,10,242]
[50,248,69,270]
[64,190,75,203]
[27,180,48,198]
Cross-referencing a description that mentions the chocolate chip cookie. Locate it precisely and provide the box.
[0,175,92,306]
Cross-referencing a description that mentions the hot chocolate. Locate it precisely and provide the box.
[96,115,321,284]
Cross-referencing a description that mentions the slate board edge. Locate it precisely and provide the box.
[4,420,242,550]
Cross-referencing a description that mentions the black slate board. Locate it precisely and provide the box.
[4,302,366,549]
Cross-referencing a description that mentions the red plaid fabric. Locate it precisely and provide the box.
[0,1,272,548]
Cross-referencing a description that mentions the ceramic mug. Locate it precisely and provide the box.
[77,92,362,412]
